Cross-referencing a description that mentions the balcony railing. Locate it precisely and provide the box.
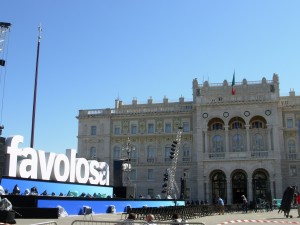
[251,151,268,158]
[208,152,225,159]
[204,150,273,160]
[287,153,299,160]
[182,157,191,162]
[147,158,156,163]
[228,152,247,159]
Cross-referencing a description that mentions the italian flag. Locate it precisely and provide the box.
[231,71,236,95]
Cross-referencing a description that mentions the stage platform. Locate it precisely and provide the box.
[0,177,184,218]
[3,195,184,218]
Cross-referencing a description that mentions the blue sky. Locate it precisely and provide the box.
[1,1,300,153]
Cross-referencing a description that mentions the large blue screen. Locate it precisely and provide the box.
[0,177,113,197]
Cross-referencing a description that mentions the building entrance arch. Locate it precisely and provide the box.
[252,170,271,203]
[211,170,227,204]
[232,170,247,203]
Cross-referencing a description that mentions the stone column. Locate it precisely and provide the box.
[267,124,272,151]
[225,125,229,153]
[227,178,232,204]
[204,128,208,153]
[245,125,250,152]
[203,176,208,203]
[248,178,253,203]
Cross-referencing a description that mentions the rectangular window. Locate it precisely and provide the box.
[183,145,190,161]
[148,169,154,180]
[183,169,190,178]
[130,169,137,180]
[287,118,293,128]
[182,122,190,132]
[147,147,155,162]
[164,146,172,162]
[114,126,121,135]
[131,149,137,162]
[165,123,172,133]
[289,165,297,176]
[131,124,137,134]
[89,147,96,159]
[147,188,154,197]
[113,147,121,159]
[148,123,154,133]
[91,126,97,135]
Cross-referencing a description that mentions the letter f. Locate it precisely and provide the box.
[6,135,24,177]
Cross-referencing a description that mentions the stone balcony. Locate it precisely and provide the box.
[204,150,274,160]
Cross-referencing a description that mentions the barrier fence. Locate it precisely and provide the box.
[29,204,273,225]
[120,203,273,220]
[121,205,214,221]
[30,221,58,225]
[71,221,205,225]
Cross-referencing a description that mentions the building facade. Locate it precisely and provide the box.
[77,74,300,204]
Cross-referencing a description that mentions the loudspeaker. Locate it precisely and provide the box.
[113,186,135,198]
[126,186,135,198]
[113,186,126,198]
[83,206,93,215]
[113,160,123,187]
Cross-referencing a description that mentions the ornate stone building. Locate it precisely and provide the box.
[77,74,300,204]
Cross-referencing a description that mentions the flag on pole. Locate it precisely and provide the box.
[231,71,236,95]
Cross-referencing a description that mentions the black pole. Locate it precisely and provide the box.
[30,25,42,148]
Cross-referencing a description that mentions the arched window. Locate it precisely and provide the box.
[212,122,223,130]
[232,134,244,152]
[212,135,223,152]
[113,146,121,159]
[250,121,263,129]
[231,121,243,129]
[252,133,264,151]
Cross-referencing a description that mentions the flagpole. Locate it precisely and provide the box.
[30,24,42,148]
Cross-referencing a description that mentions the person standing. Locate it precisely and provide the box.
[217,196,225,215]
[241,195,248,213]
[170,213,188,225]
[279,186,296,218]
[297,192,300,218]
[122,213,137,225]
[144,214,156,225]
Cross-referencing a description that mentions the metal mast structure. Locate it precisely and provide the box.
[122,137,134,186]
[122,137,136,198]
[0,22,11,54]
[162,126,183,198]
[30,25,42,148]
[0,22,12,135]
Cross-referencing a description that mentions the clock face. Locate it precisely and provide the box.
[202,113,208,118]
